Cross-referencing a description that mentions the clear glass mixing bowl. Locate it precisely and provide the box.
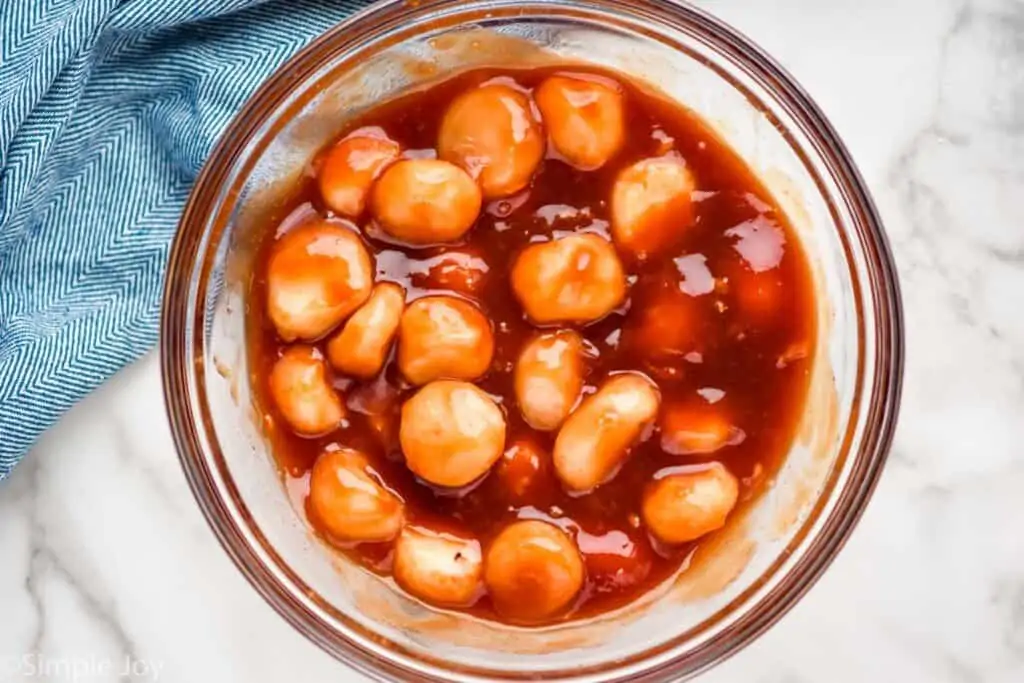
[161,1,904,680]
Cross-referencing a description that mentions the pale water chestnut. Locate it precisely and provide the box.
[327,283,405,379]
[494,439,549,502]
[399,380,507,488]
[514,330,585,431]
[642,462,739,544]
[318,127,401,217]
[510,233,626,324]
[438,83,545,198]
[268,346,345,437]
[266,220,374,341]
[660,402,744,455]
[627,287,699,362]
[371,159,482,245]
[397,296,495,385]
[421,248,490,296]
[553,372,661,494]
[308,448,405,543]
[483,520,585,621]
[393,526,484,608]
[611,156,696,260]
[535,74,625,170]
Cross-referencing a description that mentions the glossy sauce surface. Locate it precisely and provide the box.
[247,66,816,622]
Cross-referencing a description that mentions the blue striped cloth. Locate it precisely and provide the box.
[0,0,370,479]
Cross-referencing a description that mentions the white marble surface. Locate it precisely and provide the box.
[2,0,1023,681]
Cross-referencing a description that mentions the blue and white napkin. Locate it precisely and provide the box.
[0,0,371,479]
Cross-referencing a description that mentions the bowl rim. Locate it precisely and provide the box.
[160,1,904,680]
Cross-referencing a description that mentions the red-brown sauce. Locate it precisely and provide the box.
[247,66,816,623]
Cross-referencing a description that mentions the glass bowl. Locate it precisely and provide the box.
[160,1,904,680]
